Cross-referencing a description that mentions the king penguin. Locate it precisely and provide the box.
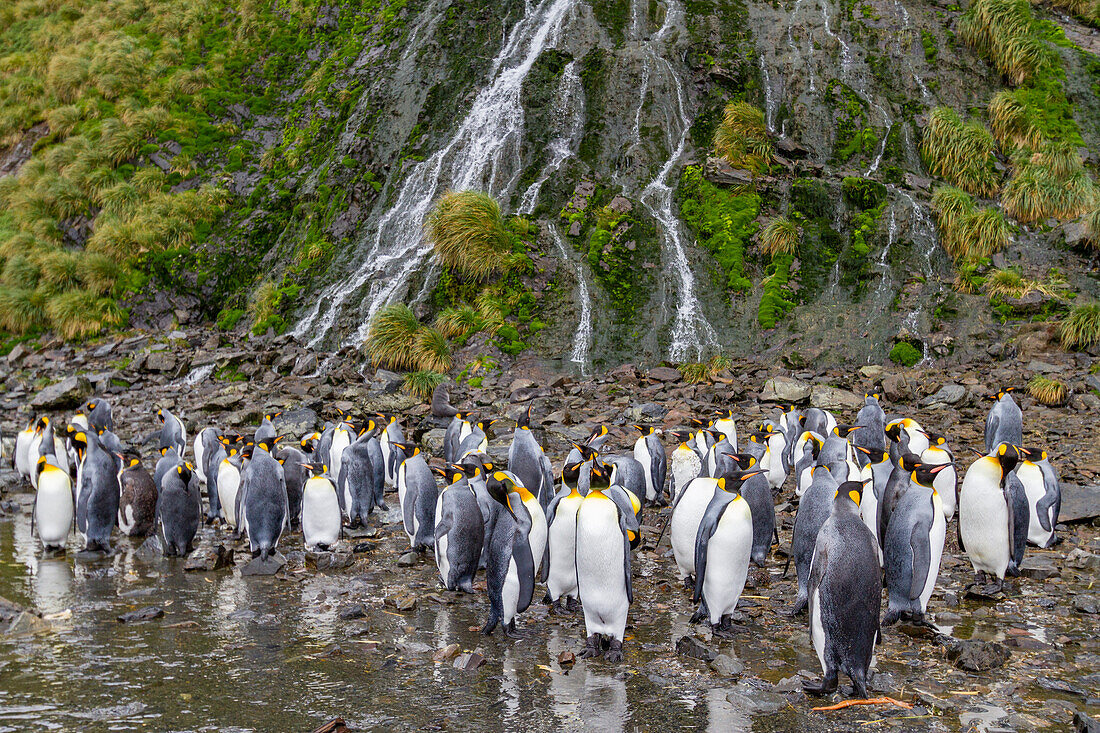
[241,438,288,561]
[984,388,1023,454]
[882,464,947,624]
[632,425,667,506]
[575,461,639,662]
[216,436,244,529]
[33,456,74,552]
[117,453,157,537]
[301,463,342,552]
[691,469,764,635]
[14,420,35,483]
[336,420,381,526]
[920,435,957,520]
[432,465,484,593]
[83,398,113,433]
[543,460,584,613]
[804,480,881,699]
[508,407,555,510]
[378,414,405,487]
[958,444,1021,590]
[444,411,471,464]
[481,471,536,638]
[668,430,702,502]
[157,463,200,556]
[395,442,438,550]
[1016,446,1060,548]
[72,429,121,553]
[157,407,187,457]
[671,453,753,583]
[789,465,840,615]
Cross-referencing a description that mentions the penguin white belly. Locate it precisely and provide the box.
[51,439,69,475]
[15,432,33,479]
[634,442,655,501]
[715,419,737,450]
[194,438,206,483]
[523,498,547,576]
[1017,463,1051,547]
[702,500,753,624]
[810,585,827,673]
[397,466,415,545]
[671,479,718,580]
[764,447,785,490]
[36,479,74,548]
[959,482,1009,578]
[796,465,814,496]
[670,451,699,501]
[859,487,882,561]
[547,507,579,600]
[934,466,957,521]
[118,504,136,535]
[217,464,240,527]
[502,557,521,625]
[576,497,628,641]
[302,480,341,550]
[436,532,450,585]
[29,436,43,489]
[330,431,350,483]
[920,496,947,613]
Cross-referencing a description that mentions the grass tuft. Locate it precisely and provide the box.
[412,326,452,373]
[678,354,733,384]
[426,191,513,281]
[44,289,125,339]
[366,304,421,370]
[402,370,446,401]
[920,107,1000,197]
[434,305,483,339]
[759,216,800,257]
[713,102,773,174]
[0,286,47,333]
[1059,302,1100,351]
[1027,374,1067,406]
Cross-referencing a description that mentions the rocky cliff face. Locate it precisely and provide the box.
[129,0,1100,371]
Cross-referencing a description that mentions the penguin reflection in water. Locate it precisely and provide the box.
[576,462,639,662]
[804,481,881,699]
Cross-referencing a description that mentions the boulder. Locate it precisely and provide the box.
[144,351,178,372]
[240,553,286,576]
[1063,219,1090,248]
[278,407,318,438]
[923,383,967,406]
[117,606,165,624]
[710,654,745,677]
[453,652,486,671]
[290,353,319,376]
[30,375,92,409]
[882,374,912,402]
[676,635,717,661]
[183,544,234,571]
[648,367,682,383]
[761,376,811,403]
[810,385,863,412]
[1060,483,1100,523]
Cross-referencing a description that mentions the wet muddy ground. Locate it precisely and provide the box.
[1,479,1097,733]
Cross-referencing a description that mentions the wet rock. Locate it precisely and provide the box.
[1036,676,1091,700]
[314,552,355,570]
[725,680,787,713]
[882,374,912,402]
[1019,554,1059,580]
[1065,548,1100,569]
[453,652,485,671]
[648,367,681,383]
[676,635,716,661]
[311,717,351,733]
[432,643,460,662]
[30,375,92,409]
[1075,712,1100,733]
[117,606,164,624]
[709,654,744,677]
[810,385,862,412]
[134,534,164,561]
[557,651,575,667]
[773,675,802,693]
[924,383,967,406]
[290,353,318,376]
[704,156,756,186]
[860,365,885,380]
[1060,484,1100,523]
[240,553,286,576]
[144,351,178,372]
[386,593,417,612]
[936,634,1011,671]
[278,407,318,437]
[397,551,420,567]
[184,544,234,571]
[337,604,367,621]
[1073,595,1099,614]
[6,611,50,636]
[761,376,811,403]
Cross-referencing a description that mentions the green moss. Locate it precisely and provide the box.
[216,308,245,330]
[921,30,938,64]
[591,0,631,45]
[842,177,888,210]
[758,254,795,328]
[790,179,834,220]
[677,165,760,293]
[889,342,922,366]
[825,80,874,163]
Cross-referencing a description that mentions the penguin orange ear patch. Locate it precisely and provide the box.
[849,490,861,506]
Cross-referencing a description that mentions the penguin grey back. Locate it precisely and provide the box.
[243,445,288,560]
[278,446,308,527]
[84,398,113,432]
[791,467,839,613]
[985,392,1023,453]
[75,431,121,552]
[157,464,200,556]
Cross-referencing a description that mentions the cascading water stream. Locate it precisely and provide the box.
[624,0,718,361]
[293,0,578,348]
[547,223,593,372]
[760,56,779,135]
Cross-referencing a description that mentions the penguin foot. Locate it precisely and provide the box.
[882,609,901,626]
[605,640,624,663]
[550,600,571,616]
[802,671,839,697]
[784,599,807,617]
[504,621,524,640]
[683,575,695,590]
[689,609,707,624]
[578,634,602,659]
[480,619,498,636]
[566,597,582,613]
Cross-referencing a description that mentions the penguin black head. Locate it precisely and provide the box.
[265,411,281,422]
[632,424,655,436]
[457,459,483,479]
[995,386,1018,400]
[159,446,170,457]
[35,455,50,478]
[898,453,923,471]
[486,471,518,519]
[586,424,609,444]
[801,432,824,460]
[240,444,255,460]
[561,461,582,487]
[717,469,763,493]
[836,480,865,506]
[176,462,194,483]
[833,424,864,439]
[911,462,949,488]
[885,422,903,442]
[589,461,612,491]
[919,430,947,447]
[122,451,142,469]
[705,428,725,444]
[715,408,734,419]
[865,392,881,403]
[571,443,599,462]
[256,438,278,453]
[34,416,49,432]
[517,406,534,430]
[436,464,465,484]
[1018,446,1047,462]
[85,400,97,412]
[672,430,694,445]
[994,443,1022,476]
[300,432,320,451]
[392,442,419,458]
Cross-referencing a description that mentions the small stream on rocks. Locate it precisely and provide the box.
[1,483,1097,732]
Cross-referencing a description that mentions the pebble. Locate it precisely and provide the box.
[117,606,164,624]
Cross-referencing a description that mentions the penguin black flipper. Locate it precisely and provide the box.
[619,504,637,605]
[692,496,726,605]
[1007,474,1028,572]
[512,529,535,615]
[908,499,935,605]
[335,463,349,516]
[984,412,998,453]
[1002,480,1018,575]
[434,513,452,547]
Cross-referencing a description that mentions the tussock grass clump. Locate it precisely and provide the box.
[247,280,278,326]
[0,287,47,333]
[434,305,483,339]
[920,107,1000,197]
[1059,302,1100,351]
[2,254,41,290]
[1086,205,1100,250]
[366,304,421,371]
[426,191,513,281]
[1001,157,1096,223]
[412,327,452,373]
[402,371,446,401]
[931,186,1011,261]
[988,91,1044,150]
[44,289,124,339]
[713,102,773,174]
[678,355,733,385]
[1027,374,1067,406]
[959,0,1054,85]
[759,216,800,257]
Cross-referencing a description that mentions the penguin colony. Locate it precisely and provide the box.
[12,387,1061,699]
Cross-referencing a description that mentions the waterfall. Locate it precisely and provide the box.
[624,0,718,362]
[547,223,593,372]
[518,61,584,214]
[760,56,779,135]
[293,0,578,348]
